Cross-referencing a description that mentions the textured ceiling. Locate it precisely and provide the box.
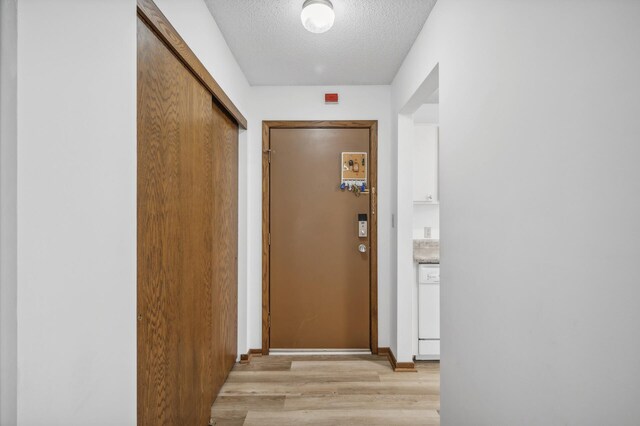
[204,0,437,85]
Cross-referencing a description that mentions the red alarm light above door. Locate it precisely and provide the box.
[325,93,339,104]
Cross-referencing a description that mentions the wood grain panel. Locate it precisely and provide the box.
[138,10,239,425]
[262,122,270,355]
[263,120,377,129]
[369,122,378,354]
[211,103,239,397]
[138,17,214,425]
[176,62,214,423]
[137,0,247,129]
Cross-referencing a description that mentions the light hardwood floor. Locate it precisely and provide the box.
[210,355,440,425]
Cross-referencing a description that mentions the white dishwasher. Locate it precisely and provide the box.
[417,264,440,360]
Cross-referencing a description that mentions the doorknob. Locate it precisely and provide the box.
[358,244,367,253]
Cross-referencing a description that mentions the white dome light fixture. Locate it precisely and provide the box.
[301,0,335,34]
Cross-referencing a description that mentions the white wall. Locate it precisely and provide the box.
[413,104,439,125]
[1,0,18,424]
[16,1,137,424]
[393,0,640,424]
[247,86,394,351]
[395,112,415,361]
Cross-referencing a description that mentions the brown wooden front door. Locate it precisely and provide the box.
[268,128,372,349]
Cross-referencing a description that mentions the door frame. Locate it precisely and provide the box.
[262,120,378,355]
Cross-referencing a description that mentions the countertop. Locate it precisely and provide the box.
[413,239,439,264]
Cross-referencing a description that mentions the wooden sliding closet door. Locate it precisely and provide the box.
[137,9,239,426]
[211,106,238,398]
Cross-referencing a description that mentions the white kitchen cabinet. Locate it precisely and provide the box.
[412,124,439,203]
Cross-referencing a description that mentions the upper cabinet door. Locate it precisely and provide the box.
[412,124,439,203]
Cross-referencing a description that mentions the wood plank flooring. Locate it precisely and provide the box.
[211,355,440,425]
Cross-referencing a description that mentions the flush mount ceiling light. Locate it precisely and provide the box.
[301,0,335,34]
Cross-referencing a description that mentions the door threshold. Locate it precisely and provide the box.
[269,349,372,356]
